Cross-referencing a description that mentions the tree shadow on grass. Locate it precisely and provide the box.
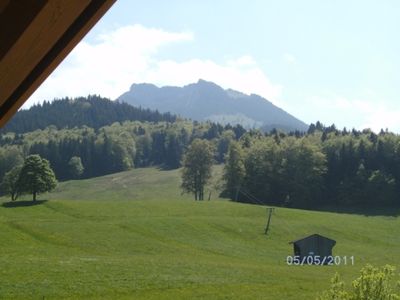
[2,200,48,208]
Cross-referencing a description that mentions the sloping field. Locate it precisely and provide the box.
[43,166,223,202]
[0,167,399,299]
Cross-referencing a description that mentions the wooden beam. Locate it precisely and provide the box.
[0,0,11,14]
[0,0,91,107]
[0,0,116,128]
[0,0,47,60]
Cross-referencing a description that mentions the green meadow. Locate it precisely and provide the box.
[1,167,399,299]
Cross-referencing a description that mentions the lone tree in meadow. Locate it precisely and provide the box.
[18,154,57,201]
[181,139,214,200]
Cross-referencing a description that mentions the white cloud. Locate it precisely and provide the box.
[26,25,193,107]
[307,95,400,132]
[227,55,257,68]
[355,101,400,133]
[26,24,283,108]
[283,53,296,64]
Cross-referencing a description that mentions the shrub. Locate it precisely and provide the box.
[317,265,400,300]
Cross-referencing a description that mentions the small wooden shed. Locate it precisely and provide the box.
[289,234,336,261]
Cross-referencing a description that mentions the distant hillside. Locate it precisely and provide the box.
[1,95,177,133]
[118,79,308,132]
[35,166,223,201]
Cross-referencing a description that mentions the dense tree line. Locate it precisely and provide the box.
[0,120,246,182]
[1,95,177,134]
[1,95,400,210]
[224,123,400,209]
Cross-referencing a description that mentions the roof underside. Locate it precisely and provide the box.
[0,0,116,128]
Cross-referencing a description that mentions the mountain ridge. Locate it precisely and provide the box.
[117,79,308,132]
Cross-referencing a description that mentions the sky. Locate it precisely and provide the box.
[27,0,400,132]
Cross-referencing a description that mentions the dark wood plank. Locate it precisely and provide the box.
[0,0,91,106]
[0,0,47,60]
[0,0,116,128]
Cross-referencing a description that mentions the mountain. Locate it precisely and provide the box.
[117,79,308,132]
[1,95,176,133]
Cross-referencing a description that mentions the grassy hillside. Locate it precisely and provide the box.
[42,166,224,202]
[0,167,399,299]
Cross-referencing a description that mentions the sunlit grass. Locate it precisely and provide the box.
[0,167,398,299]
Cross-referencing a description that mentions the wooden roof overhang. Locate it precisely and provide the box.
[0,0,116,128]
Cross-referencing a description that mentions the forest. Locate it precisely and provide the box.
[0,96,246,181]
[1,95,177,133]
[1,96,400,209]
[224,124,400,208]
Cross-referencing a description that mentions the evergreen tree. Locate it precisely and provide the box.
[164,130,184,169]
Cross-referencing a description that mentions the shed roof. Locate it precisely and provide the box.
[289,234,336,245]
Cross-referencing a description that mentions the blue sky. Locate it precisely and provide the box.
[28,0,400,132]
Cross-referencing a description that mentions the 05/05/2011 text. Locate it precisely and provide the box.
[286,255,355,266]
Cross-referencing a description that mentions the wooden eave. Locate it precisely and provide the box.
[0,0,116,128]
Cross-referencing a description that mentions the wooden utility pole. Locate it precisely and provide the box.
[264,207,275,235]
